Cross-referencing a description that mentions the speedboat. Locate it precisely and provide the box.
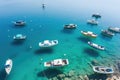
[13,20,26,26]
[64,24,77,29]
[5,59,13,75]
[101,30,114,37]
[92,13,101,18]
[87,19,98,25]
[13,34,26,40]
[44,59,69,67]
[93,66,114,74]
[81,31,97,38]
[88,41,105,50]
[39,40,58,47]
[108,27,120,33]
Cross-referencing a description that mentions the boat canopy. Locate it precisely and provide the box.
[53,59,62,65]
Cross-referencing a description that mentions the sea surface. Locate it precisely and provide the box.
[0,0,120,80]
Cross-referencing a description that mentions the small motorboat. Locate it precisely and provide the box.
[92,13,101,18]
[44,59,69,67]
[93,66,114,74]
[108,27,120,33]
[39,40,58,47]
[13,20,26,26]
[13,34,26,40]
[88,41,105,50]
[5,59,13,75]
[101,30,114,37]
[64,24,77,29]
[87,19,98,25]
[81,31,97,38]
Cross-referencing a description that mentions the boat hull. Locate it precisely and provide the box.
[93,66,114,74]
[5,59,13,75]
[88,41,105,51]
[39,40,58,48]
[81,31,97,38]
[44,59,69,68]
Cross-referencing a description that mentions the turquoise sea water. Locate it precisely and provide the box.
[0,0,120,80]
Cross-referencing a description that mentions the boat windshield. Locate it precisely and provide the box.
[106,69,112,72]
[5,64,10,68]
[95,67,99,71]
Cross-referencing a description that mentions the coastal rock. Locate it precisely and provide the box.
[57,74,65,79]
[68,70,75,77]
[70,76,78,80]
[84,75,89,80]
[64,77,71,80]
[52,77,58,80]
[91,60,99,66]
[78,75,84,80]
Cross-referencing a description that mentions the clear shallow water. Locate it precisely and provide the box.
[0,0,120,80]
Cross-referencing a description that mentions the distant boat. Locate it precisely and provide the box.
[93,66,114,74]
[92,13,101,18]
[101,30,114,37]
[13,34,26,40]
[5,59,13,75]
[42,4,45,8]
[39,40,58,47]
[87,19,98,25]
[81,31,97,38]
[13,20,26,26]
[44,59,69,67]
[88,41,105,50]
[64,24,77,29]
[108,27,120,33]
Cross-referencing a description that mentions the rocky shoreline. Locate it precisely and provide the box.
[49,70,89,80]
[48,60,120,80]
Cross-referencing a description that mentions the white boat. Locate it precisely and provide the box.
[87,19,98,25]
[81,31,97,38]
[101,30,114,37]
[64,24,77,29]
[92,13,101,18]
[39,40,58,47]
[108,27,120,33]
[93,66,114,74]
[44,59,69,67]
[88,41,105,50]
[13,34,26,40]
[13,20,26,26]
[5,59,13,75]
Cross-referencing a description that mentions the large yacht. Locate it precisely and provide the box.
[87,19,98,25]
[39,40,58,47]
[93,66,114,74]
[92,13,101,18]
[88,41,105,51]
[108,27,120,33]
[13,34,26,40]
[101,30,114,37]
[13,20,26,26]
[64,24,77,29]
[81,31,97,38]
[44,59,69,68]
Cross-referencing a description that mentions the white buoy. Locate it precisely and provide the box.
[39,25,42,28]
[30,20,32,22]
[29,45,32,49]
[30,29,33,31]
[8,35,10,38]
[40,58,43,61]
[8,29,10,32]
[64,54,66,56]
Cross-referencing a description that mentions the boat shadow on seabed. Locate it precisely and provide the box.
[0,69,7,80]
